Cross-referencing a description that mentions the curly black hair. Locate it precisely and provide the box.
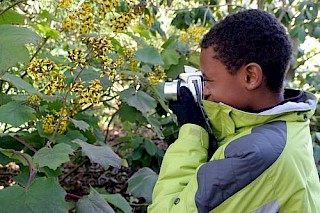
[200,9,292,93]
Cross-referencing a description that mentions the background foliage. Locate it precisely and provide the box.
[0,0,319,212]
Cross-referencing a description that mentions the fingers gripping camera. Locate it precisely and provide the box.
[164,66,218,155]
[164,66,204,103]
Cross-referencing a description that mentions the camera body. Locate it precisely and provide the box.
[164,66,204,103]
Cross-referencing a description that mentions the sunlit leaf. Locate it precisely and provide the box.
[36,22,59,38]
[0,101,36,127]
[127,167,158,203]
[76,187,115,213]
[33,143,74,170]
[0,177,68,213]
[73,139,122,168]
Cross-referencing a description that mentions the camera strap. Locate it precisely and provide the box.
[192,80,218,159]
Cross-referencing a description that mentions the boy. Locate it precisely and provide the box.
[148,9,320,212]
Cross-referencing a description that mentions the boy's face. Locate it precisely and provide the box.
[200,47,247,110]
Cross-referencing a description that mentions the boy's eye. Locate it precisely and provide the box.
[204,79,214,83]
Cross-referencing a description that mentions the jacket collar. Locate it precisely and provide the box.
[202,89,317,142]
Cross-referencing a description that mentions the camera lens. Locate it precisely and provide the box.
[164,81,178,101]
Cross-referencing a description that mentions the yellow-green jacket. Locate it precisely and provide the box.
[148,89,320,213]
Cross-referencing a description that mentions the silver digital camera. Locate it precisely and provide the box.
[164,66,204,103]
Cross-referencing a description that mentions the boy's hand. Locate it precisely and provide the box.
[169,86,204,127]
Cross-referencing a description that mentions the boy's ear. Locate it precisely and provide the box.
[242,63,263,90]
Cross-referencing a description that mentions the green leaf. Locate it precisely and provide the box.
[0,25,41,76]
[0,9,25,25]
[134,46,164,65]
[127,167,158,203]
[76,187,115,213]
[12,166,29,187]
[0,101,36,127]
[55,130,87,147]
[69,118,90,131]
[1,73,58,101]
[120,89,157,115]
[101,193,132,213]
[0,93,12,105]
[39,166,62,177]
[144,139,157,156]
[73,139,122,168]
[289,26,306,43]
[312,26,320,38]
[0,177,68,213]
[0,148,32,166]
[165,57,187,79]
[0,152,12,165]
[161,49,180,69]
[36,22,59,38]
[33,143,74,170]
[188,54,200,67]
[0,134,24,150]
[146,115,164,139]
[118,103,147,124]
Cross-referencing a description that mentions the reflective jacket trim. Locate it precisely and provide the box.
[195,121,287,212]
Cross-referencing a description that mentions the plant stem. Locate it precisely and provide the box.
[49,66,86,143]
[104,109,119,143]
[66,193,82,201]
[0,0,27,16]
[10,135,37,153]
[14,151,37,190]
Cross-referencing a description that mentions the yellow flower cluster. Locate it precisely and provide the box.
[45,72,66,95]
[179,33,189,44]
[58,0,73,8]
[78,79,103,105]
[27,58,59,81]
[42,114,56,134]
[70,79,103,105]
[148,65,166,85]
[41,107,76,134]
[102,57,124,79]
[109,12,134,33]
[86,37,112,59]
[98,0,118,17]
[143,14,154,27]
[188,26,208,43]
[27,58,67,96]
[123,47,135,59]
[68,49,87,67]
[28,94,41,106]
[77,2,94,34]
[61,2,94,34]
[62,13,76,30]
[109,3,144,33]
[70,80,84,94]
[180,26,208,44]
